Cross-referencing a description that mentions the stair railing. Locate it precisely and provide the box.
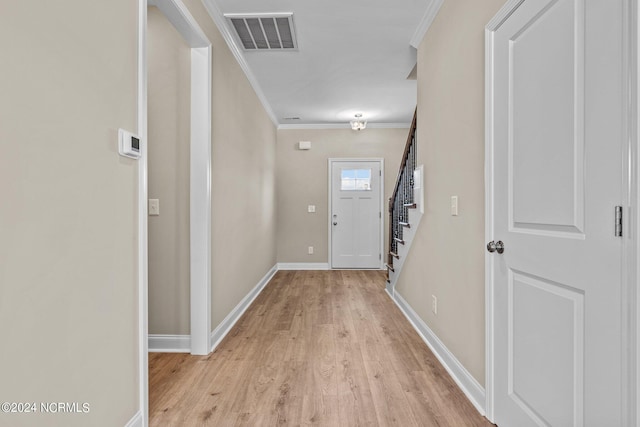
[386,109,417,278]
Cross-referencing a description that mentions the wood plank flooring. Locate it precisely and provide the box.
[149,270,494,426]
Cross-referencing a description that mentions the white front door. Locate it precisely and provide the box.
[330,160,382,269]
[488,0,625,425]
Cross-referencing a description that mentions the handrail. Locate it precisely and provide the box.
[390,109,417,205]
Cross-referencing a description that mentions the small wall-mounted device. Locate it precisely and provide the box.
[298,141,311,150]
[119,129,141,159]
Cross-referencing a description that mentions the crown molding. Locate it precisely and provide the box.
[278,122,411,130]
[409,0,445,48]
[201,0,280,126]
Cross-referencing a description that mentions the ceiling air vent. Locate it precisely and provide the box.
[225,13,298,51]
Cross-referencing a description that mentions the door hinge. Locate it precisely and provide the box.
[615,206,623,237]
[379,253,381,260]
[379,170,381,176]
[379,211,381,218]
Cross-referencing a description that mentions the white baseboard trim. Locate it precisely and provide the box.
[277,262,330,270]
[148,334,191,353]
[210,264,278,352]
[124,410,143,427]
[387,289,486,416]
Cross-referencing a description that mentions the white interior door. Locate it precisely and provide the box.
[330,160,382,269]
[488,0,625,425]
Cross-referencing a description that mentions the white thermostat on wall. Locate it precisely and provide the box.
[118,129,141,159]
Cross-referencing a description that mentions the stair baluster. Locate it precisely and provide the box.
[386,109,418,280]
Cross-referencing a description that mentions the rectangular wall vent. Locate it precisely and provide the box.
[225,13,297,51]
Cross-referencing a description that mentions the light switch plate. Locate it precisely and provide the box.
[149,199,160,216]
[308,205,316,213]
[450,196,458,216]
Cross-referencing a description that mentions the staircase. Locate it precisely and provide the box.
[385,109,423,294]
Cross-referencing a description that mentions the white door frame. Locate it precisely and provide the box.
[137,1,212,424]
[628,1,639,423]
[483,0,638,423]
[328,158,385,270]
[136,1,148,424]
[147,0,212,356]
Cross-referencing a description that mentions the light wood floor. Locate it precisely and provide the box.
[149,270,494,426]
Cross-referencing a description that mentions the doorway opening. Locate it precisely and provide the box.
[137,0,212,423]
[146,0,211,355]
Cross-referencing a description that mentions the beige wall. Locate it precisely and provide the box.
[179,0,278,329]
[147,6,191,336]
[276,128,408,263]
[394,0,507,385]
[0,1,139,426]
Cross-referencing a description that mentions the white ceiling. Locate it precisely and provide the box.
[207,0,435,128]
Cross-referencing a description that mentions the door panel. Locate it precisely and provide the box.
[331,161,382,269]
[509,270,584,427]
[490,0,624,425]
[509,0,584,235]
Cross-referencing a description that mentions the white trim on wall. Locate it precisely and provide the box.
[277,263,330,270]
[277,123,411,130]
[635,0,640,415]
[328,158,385,270]
[148,335,191,353]
[190,45,213,356]
[136,1,149,426]
[387,289,486,415]
[210,265,278,353]
[148,0,213,357]
[125,410,144,427]
[200,0,279,126]
[483,10,498,422]
[150,0,208,46]
[409,0,445,48]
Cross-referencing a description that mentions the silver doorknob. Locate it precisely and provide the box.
[333,222,337,226]
[486,241,504,254]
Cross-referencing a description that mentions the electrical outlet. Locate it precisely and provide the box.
[451,196,458,216]
[308,205,316,213]
[308,246,314,255]
[432,295,438,315]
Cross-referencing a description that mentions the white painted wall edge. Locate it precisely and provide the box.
[124,410,143,427]
[387,289,486,416]
[210,264,278,352]
[148,335,191,353]
[409,0,444,48]
[277,263,330,270]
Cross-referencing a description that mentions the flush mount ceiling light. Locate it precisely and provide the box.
[350,114,367,131]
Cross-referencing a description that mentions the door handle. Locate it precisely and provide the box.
[333,222,338,226]
[486,240,504,254]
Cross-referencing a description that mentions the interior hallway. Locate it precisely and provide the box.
[149,270,493,426]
